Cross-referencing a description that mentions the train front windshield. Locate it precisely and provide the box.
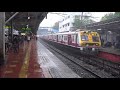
[92,36,99,42]
[81,35,88,41]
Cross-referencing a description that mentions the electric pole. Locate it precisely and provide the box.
[81,12,84,20]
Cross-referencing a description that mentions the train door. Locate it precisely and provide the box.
[68,34,72,45]
[61,35,63,43]
[76,34,78,47]
[57,35,58,42]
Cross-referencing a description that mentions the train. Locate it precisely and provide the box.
[40,29,101,54]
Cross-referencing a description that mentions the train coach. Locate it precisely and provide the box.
[40,29,101,53]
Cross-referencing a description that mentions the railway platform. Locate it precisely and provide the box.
[0,39,80,78]
[100,47,120,55]
[98,47,120,63]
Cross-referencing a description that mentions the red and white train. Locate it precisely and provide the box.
[40,29,101,53]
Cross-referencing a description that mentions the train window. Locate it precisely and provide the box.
[63,35,68,42]
[55,36,57,40]
[72,35,76,43]
[92,36,99,42]
[58,35,62,41]
[81,35,88,41]
[54,35,56,40]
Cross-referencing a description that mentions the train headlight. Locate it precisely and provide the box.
[92,48,95,51]
[95,44,99,46]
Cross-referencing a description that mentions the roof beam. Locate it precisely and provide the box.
[5,12,19,24]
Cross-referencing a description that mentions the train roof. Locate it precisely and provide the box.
[56,31,79,35]
[44,29,98,36]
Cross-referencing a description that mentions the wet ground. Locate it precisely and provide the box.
[0,39,80,78]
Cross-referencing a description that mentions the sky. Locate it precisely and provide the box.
[39,12,114,28]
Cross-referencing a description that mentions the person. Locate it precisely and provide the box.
[12,35,19,53]
[36,35,38,40]
[115,35,120,49]
[20,35,24,44]
[27,35,31,43]
[112,40,116,48]
[5,35,9,53]
[101,38,104,47]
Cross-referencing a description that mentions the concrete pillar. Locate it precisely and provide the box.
[0,12,5,65]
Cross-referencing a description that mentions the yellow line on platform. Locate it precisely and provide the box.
[19,43,31,78]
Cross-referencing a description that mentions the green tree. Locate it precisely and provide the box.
[101,13,115,21]
[114,12,120,17]
[73,17,95,29]
[100,12,120,21]
[74,18,82,29]
[52,22,59,30]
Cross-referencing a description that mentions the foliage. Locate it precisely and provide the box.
[52,22,59,30]
[114,12,120,17]
[101,12,120,21]
[21,27,31,33]
[5,26,11,29]
[74,18,96,29]
[74,19,82,29]
[101,13,115,21]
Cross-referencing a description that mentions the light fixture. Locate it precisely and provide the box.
[28,16,30,19]
[108,31,112,34]
[28,12,30,19]
[97,29,101,31]
[26,24,29,28]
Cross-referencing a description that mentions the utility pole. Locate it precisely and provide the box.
[81,12,84,20]
[10,20,13,43]
[80,12,84,29]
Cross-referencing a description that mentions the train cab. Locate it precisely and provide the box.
[79,30,101,53]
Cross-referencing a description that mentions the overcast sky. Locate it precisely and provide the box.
[39,12,114,28]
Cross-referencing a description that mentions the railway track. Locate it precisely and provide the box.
[39,39,114,78]
[44,39,120,78]
[72,50,120,77]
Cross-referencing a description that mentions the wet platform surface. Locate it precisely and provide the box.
[0,39,80,78]
[0,40,44,78]
[37,41,80,78]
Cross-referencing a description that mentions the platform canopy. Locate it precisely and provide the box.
[81,17,120,33]
[5,12,48,34]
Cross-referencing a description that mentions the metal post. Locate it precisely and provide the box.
[10,20,13,42]
[5,12,19,24]
[106,31,108,42]
[0,12,5,65]
[80,12,84,29]
[81,12,83,20]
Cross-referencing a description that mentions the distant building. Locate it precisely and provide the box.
[37,28,48,35]
[50,28,59,33]
[38,27,59,35]
[59,12,91,32]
